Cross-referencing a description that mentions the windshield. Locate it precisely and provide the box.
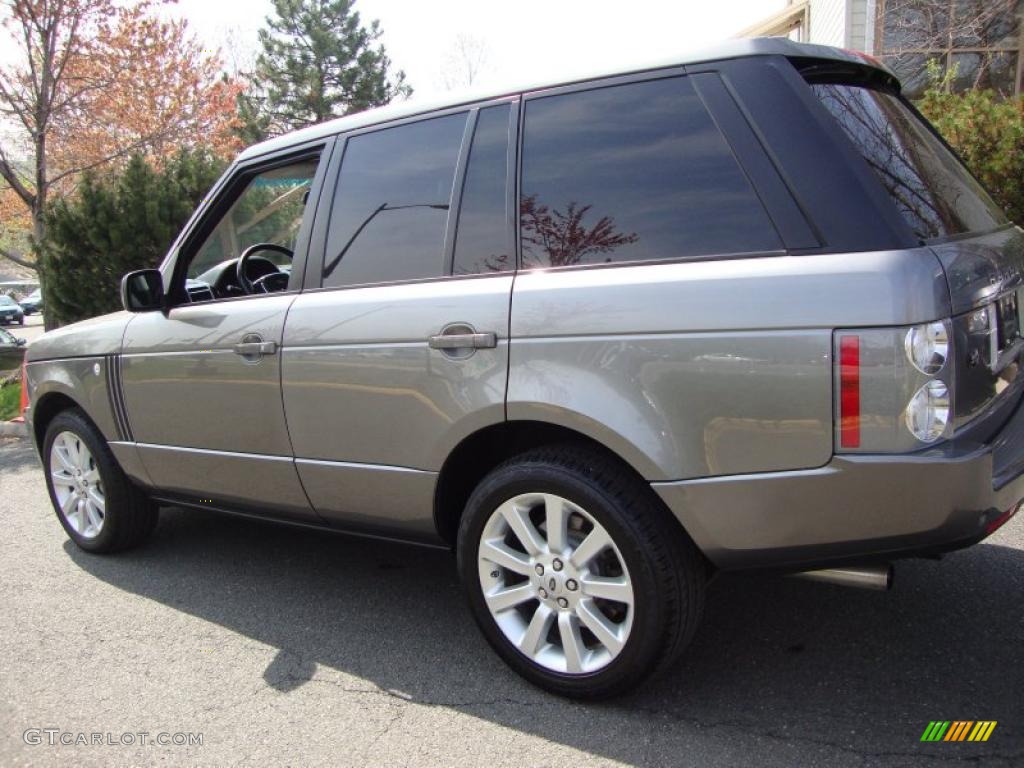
[0,296,15,306]
[811,84,1008,242]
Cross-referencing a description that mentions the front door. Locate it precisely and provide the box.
[121,149,330,520]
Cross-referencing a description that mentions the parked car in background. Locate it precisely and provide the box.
[20,289,42,315]
[0,295,24,325]
[0,326,27,373]
[21,38,1024,699]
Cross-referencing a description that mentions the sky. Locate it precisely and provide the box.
[166,0,788,100]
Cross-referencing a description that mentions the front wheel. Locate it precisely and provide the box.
[457,445,705,699]
[43,409,158,553]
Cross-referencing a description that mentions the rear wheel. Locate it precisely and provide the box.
[43,409,158,553]
[457,445,705,699]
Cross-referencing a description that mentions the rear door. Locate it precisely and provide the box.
[283,101,517,542]
[120,145,332,520]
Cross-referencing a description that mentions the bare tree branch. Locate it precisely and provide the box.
[0,244,37,271]
[0,146,36,208]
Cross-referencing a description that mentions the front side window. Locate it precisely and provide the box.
[188,159,320,286]
[519,76,782,269]
[322,113,467,287]
[811,83,1007,241]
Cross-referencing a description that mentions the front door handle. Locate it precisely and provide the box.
[428,331,497,350]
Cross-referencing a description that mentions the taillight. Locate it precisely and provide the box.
[839,335,860,448]
[834,321,954,453]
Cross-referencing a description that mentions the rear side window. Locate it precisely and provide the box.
[322,113,466,287]
[811,84,1007,242]
[519,76,782,269]
[452,104,512,275]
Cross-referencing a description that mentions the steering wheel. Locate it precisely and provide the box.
[236,243,294,294]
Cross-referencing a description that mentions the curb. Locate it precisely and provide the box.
[0,420,27,438]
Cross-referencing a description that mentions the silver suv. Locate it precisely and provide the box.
[25,39,1024,698]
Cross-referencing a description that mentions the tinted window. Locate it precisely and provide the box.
[811,84,1007,241]
[453,105,511,275]
[189,159,319,280]
[520,76,781,268]
[323,114,466,287]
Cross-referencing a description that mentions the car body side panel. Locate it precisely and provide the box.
[282,275,512,535]
[508,250,950,482]
[119,295,317,519]
[283,275,513,470]
[26,356,120,443]
[295,460,441,543]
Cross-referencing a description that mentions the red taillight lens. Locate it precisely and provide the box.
[839,335,860,448]
[986,502,1020,535]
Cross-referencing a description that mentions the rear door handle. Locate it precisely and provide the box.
[428,332,497,350]
[233,340,277,356]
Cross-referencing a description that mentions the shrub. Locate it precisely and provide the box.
[917,64,1024,226]
[38,149,226,326]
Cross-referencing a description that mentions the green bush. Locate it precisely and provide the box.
[38,149,226,326]
[917,66,1024,226]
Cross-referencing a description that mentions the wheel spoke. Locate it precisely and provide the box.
[543,494,569,554]
[84,501,103,532]
[53,444,76,474]
[51,471,75,488]
[69,437,85,470]
[569,526,611,569]
[60,490,77,518]
[558,612,586,673]
[479,540,533,575]
[499,501,546,556]
[577,598,625,655]
[580,574,633,605]
[86,487,105,512]
[519,603,554,656]
[83,468,100,486]
[485,582,535,613]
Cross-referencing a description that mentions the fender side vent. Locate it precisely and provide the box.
[105,355,134,442]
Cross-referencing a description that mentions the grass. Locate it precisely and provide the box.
[0,382,21,421]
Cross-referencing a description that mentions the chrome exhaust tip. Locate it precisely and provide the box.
[790,564,893,591]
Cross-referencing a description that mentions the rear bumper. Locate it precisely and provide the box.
[653,394,1024,571]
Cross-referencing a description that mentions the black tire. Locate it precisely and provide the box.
[42,408,158,553]
[18,316,24,325]
[457,444,705,699]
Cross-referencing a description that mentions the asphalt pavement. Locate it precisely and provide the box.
[1,435,1022,767]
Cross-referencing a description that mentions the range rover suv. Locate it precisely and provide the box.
[24,39,1024,698]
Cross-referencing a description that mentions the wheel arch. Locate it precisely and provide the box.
[433,419,670,547]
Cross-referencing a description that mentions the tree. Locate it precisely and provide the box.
[244,0,411,138]
[0,0,241,277]
[520,194,639,267]
[880,0,1020,95]
[38,148,226,326]
[440,33,489,91]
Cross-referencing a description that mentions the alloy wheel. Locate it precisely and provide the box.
[49,431,106,539]
[477,492,635,674]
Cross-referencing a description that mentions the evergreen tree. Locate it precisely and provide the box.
[249,0,411,138]
[38,150,226,326]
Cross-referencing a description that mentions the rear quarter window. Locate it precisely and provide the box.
[810,83,1008,242]
[519,76,782,268]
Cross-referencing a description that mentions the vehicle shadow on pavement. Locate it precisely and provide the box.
[65,507,1024,765]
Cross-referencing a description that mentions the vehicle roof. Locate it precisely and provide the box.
[238,37,891,162]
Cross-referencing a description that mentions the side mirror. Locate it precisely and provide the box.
[16,338,26,347]
[121,269,164,312]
